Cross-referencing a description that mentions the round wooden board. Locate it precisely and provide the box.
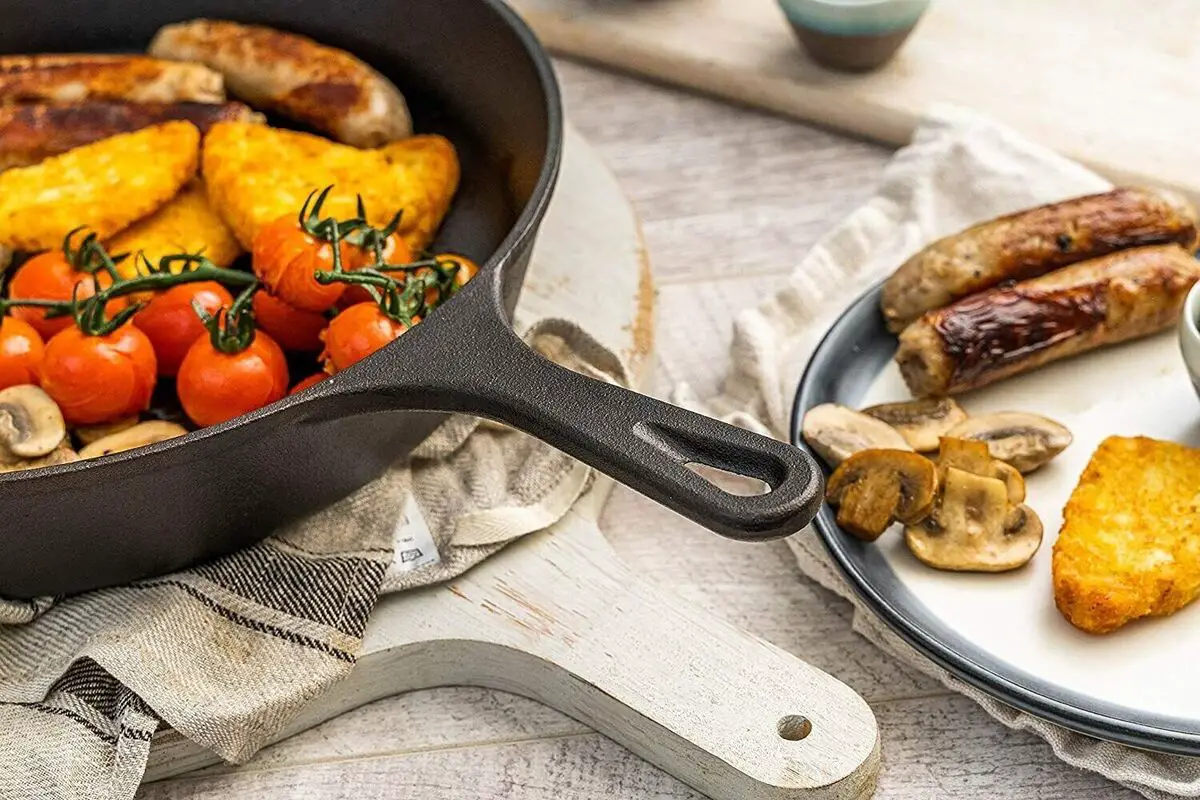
[145,127,879,800]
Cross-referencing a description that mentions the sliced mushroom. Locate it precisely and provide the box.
[904,467,1043,572]
[946,412,1072,473]
[802,403,912,467]
[79,421,188,459]
[861,398,968,452]
[0,385,66,458]
[824,449,938,541]
[0,440,78,473]
[934,437,1025,504]
[73,416,139,447]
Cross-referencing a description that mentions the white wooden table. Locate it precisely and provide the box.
[137,61,1139,800]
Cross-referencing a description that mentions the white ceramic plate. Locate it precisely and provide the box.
[792,283,1200,754]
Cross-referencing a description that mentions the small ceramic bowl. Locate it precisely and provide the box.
[1178,281,1200,397]
[777,0,930,71]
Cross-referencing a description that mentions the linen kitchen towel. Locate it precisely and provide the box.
[676,104,1200,800]
[0,317,628,800]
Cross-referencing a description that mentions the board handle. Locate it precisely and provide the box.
[350,287,825,541]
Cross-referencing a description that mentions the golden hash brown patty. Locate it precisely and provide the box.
[108,179,242,276]
[1053,435,1200,634]
[202,122,459,252]
[0,120,199,251]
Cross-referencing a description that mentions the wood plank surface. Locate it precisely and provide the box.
[139,60,1139,800]
[512,0,1200,206]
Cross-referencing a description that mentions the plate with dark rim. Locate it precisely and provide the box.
[791,279,1200,755]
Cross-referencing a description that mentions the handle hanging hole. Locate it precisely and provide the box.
[684,462,770,497]
[777,714,813,741]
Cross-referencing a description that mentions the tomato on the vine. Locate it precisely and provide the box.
[320,302,412,373]
[251,216,347,312]
[133,281,232,376]
[9,250,115,338]
[39,323,157,425]
[423,253,479,306]
[0,316,45,390]
[177,328,289,427]
[289,372,329,395]
[251,290,327,352]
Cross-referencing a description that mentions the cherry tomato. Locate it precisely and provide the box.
[344,230,413,271]
[9,251,115,338]
[289,372,329,396]
[0,316,45,390]
[252,290,327,352]
[39,323,156,425]
[251,216,347,312]
[133,281,233,377]
[320,302,412,373]
[424,253,479,306]
[177,331,290,427]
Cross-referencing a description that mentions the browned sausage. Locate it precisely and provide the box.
[881,188,1200,333]
[895,244,1200,397]
[148,20,412,147]
[0,101,262,170]
[0,54,224,103]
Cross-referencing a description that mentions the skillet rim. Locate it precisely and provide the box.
[0,0,565,484]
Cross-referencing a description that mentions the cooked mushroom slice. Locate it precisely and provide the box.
[0,440,78,473]
[79,421,188,459]
[73,416,139,447]
[946,412,1072,473]
[0,385,66,458]
[802,403,912,467]
[861,398,968,452]
[824,449,937,542]
[935,437,1025,504]
[904,468,1043,572]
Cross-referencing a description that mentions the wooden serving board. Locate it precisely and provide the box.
[510,0,1200,205]
[141,128,880,799]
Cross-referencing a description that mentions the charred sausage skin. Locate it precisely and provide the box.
[0,101,261,170]
[896,244,1200,397]
[881,188,1200,333]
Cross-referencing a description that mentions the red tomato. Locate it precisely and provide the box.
[289,372,329,396]
[0,316,45,389]
[177,331,290,427]
[320,302,412,373]
[39,323,157,424]
[133,281,233,377]
[252,290,327,352]
[423,253,480,307]
[9,251,115,338]
[251,216,347,312]
[340,232,415,307]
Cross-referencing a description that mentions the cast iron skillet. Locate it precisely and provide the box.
[0,0,824,599]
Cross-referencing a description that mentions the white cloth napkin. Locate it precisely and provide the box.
[675,104,1200,800]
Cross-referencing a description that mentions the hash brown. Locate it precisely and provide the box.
[1052,435,1200,634]
[0,120,200,251]
[108,179,242,276]
[202,122,459,252]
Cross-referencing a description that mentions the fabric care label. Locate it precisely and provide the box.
[393,491,441,573]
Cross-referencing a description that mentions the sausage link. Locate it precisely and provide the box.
[0,54,224,103]
[881,188,1199,333]
[149,20,412,147]
[895,244,1200,397]
[0,101,262,170]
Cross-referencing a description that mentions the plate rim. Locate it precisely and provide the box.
[790,279,1200,756]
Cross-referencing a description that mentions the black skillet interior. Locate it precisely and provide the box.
[0,0,826,598]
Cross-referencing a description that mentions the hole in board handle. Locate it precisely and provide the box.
[684,462,770,497]
[777,715,813,741]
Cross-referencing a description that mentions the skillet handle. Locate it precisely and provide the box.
[362,296,825,541]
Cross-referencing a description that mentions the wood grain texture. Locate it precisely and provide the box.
[141,61,1140,800]
[514,0,1200,206]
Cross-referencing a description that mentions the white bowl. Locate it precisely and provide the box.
[1177,280,1200,395]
